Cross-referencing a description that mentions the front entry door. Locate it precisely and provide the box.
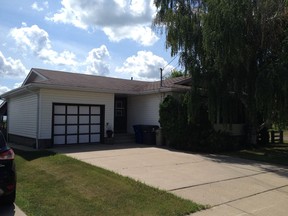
[114,98,127,133]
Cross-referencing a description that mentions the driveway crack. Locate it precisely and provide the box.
[169,170,283,192]
[211,184,288,208]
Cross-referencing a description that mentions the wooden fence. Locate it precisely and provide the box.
[257,130,284,144]
[270,130,284,144]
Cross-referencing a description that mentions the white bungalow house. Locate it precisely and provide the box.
[0,68,190,148]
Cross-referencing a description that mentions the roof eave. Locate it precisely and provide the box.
[0,82,190,99]
[0,84,37,99]
[34,83,189,95]
[139,87,189,95]
[28,83,144,95]
[22,68,48,86]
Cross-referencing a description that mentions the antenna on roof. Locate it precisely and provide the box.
[160,68,163,87]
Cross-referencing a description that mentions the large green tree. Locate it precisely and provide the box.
[154,0,288,142]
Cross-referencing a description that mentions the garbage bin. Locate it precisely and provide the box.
[133,125,159,144]
[155,128,162,146]
[133,125,143,143]
[142,125,159,145]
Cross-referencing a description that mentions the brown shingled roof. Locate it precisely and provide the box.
[27,68,190,94]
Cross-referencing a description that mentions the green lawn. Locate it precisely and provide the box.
[15,149,205,216]
[228,143,288,166]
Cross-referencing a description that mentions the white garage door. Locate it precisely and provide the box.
[52,103,104,145]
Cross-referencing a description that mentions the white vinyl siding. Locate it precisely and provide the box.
[127,93,162,133]
[8,93,38,138]
[214,124,245,136]
[39,89,114,139]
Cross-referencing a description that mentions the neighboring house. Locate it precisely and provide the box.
[0,68,189,148]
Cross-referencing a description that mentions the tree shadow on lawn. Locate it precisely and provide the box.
[14,143,155,161]
[161,142,288,179]
[202,147,288,179]
[14,148,56,161]
[50,143,156,154]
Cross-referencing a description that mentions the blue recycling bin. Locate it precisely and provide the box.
[133,125,143,143]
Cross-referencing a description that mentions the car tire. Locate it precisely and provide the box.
[1,190,16,206]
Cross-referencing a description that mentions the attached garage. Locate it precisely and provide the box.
[52,103,104,145]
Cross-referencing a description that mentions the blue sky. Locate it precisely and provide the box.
[0,0,178,96]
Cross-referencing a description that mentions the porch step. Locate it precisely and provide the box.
[114,133,135,144]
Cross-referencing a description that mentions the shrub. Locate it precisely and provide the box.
[159,95,243,152]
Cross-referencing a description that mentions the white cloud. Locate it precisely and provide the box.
[32,2,43,11]
[38,49,77,66]
[0,85,10,104]
[31,1,49,11]
[47,0,158,46]
[84,45,110,76]
[0,85,10,95]
[44,1,49,9]
[116,51,174,80]
[10,25,51,53]
[0,51,28,77]
[13,82,22,88]
[9,24,111,75]
[103,25,158,46]
[10,25,77,67]
[129,0,146,16]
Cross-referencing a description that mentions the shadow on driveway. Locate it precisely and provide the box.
[203,153,288,179]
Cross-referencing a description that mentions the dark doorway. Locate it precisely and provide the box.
[114,97,127,133]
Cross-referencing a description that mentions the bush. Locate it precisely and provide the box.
[159,95,243,152]
[159,94,192,148]
[159,94,209,150]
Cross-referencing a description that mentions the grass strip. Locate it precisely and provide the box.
[15,149,205,216]
[228,143,288,166]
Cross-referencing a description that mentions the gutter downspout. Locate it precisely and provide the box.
[36,91,40,149]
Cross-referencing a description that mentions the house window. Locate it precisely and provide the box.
[115,101,125,117]
[116,101,123,109]
[116,109,123,117]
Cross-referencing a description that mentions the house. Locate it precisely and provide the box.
[0,68,189,148]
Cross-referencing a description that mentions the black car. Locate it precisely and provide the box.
[0,132,16,205]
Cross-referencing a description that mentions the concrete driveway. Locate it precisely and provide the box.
[53,144,288,216]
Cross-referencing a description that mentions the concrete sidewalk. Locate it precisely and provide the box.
[52,144,288,216]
